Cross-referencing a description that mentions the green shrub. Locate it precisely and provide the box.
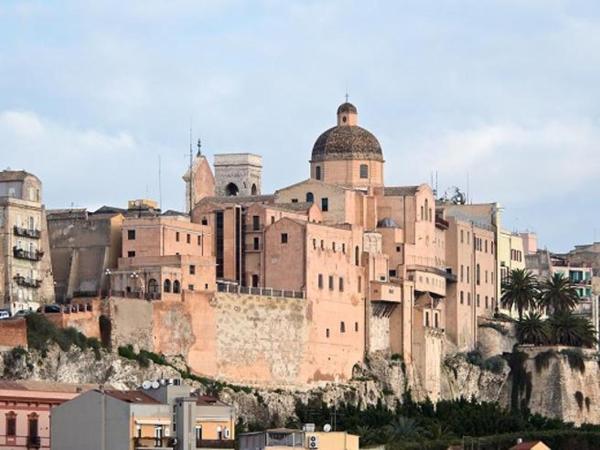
[482,355,506,374]
[560,348,585,373]
[466,349,483,366]
[118,344,137,360]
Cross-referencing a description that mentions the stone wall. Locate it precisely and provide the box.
[0,318,27,350]
[477,318,517,358]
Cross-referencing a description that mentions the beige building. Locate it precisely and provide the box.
[239,428,359,450]
[0,170,54,312]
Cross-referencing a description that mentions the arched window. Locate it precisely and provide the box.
[163,279,171,293]
[6,411,16,437]
[424,199,429,221]
[306,192,314,203]
[315,166,322,180]
[355,246,360,266]
[251,184,257,195]
[173,280,181,294]
[359,164,368,179]
[225,183,239,196]
[147,279,158,294]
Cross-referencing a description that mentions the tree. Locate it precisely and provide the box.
[548,311,597,348]
[538,272,580,314]
[385,416,422,441]
[501,269,539,319]
[516,312,549,345]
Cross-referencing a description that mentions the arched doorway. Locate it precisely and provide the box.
[306,192,314,203]
[251,184,257,195]
[225,183,239,196]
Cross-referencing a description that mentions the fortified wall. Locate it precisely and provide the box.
[61,291,361,387]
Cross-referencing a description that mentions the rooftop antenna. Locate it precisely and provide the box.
[158,155,162,211]
[197,138,202,157]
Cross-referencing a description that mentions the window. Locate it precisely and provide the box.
[467,231,470,244]
[315,166,322,180]
[460,291,464,304]
[173,280,181,294]
[467,266,470,283]
[6,412,16,437]
[342,243,346,253]
[485,296,489,308]
[485,240,488,253]
[396,246,401,252]
[291,198,298,203]
[460,265,464,282]
[189,265,196,275]
[164,279,171,293]
[389,269,397,278]
[326,328,330,338]
[252,215,260,230]
[467,292,471,305]
[321,198,329,212]
[332,242,336,252]
[127,251,136,257]
[320,240,324,250]
[485,270,488,283]
[425,311,430,327]
[355,322,359,332]
[358,276,362,293]
[306,192,314,203]
[329,275,334,290]
[340,321,346,333]
[476,264,480,285]
[197,235,202,246]
[28,413,38,440]
[339,277,344,291]
[201,217,208,225]
[312,239,316,249]
[355,246,360,265]
[281,233,288,244]
[477,294,480,307]
[188,284,194,291]
[253,237,260,250]
[434,312,439,328]
[460,230,464,243]
[318,274,323,289]
[176,232,180,242]
[421,206,424,220]
[359,164,368,179]
[251,275,259,287]
[187,234,191,244]
[127,229,136,240]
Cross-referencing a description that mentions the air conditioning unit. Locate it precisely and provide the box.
[302,423,315,432]
[308,435,319,449]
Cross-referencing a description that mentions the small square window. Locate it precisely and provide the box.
[190,265,196,275]
[127,229,136,240]
[187,234,191,244]
[176,232,180,242]
[340,321,346,333]
[281,233,288,244]
[321,198,329,212]
[188,284,194,291]
[127,251,135,257]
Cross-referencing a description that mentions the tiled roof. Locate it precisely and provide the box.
[270,202,313,213]
[383,186,420,197]
[0,380,98,393]
[510,442,547,450]
[103,390,161,404]
[0,170,38,182]
[312,125,383,162]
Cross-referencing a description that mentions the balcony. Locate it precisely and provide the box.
[217,281,305,299]
[110,290,162,300]
[12,247,43,261]
[133,437,175,449]
[196,439,235,449]
[370,281,402,303]
[13,226,41,239]
[14,275,42,288]
[27,436,41,449]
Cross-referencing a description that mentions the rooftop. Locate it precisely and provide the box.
[103,389,161,404]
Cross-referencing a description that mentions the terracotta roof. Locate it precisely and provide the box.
[383,186,420,197]
[510,442,548,450]
[270,202,313,213]
[0,380,98,393]
[103,390,161,404]
[0,170,39,182]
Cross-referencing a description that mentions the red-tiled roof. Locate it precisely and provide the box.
[510,442,547,450]
[103,390,161,404]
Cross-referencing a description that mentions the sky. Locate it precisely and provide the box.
[1,0,599,252]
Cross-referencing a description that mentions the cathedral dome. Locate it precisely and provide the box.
[311,102,384,163]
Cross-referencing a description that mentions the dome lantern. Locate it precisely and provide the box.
[337,102,358,126]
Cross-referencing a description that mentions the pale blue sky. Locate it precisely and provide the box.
[1,0,599,251]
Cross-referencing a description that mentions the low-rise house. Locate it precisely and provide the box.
[51,380,235,450]
[0,380,96,450]
[239,428,359,450]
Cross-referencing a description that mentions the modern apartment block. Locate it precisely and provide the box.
[0,170,54,312]
[51,380,235,450]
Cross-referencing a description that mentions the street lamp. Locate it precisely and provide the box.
[104,269,112,298]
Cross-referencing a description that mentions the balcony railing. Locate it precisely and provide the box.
[217,281,305,299]
[196,439,235,449]
[13,247,43,261]
[133,437,175,449]
[13,226,41,239]
[110,290,162,300]
[27,435,41,449]
[14,275,42,288]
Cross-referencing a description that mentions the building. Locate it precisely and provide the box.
[214,153,262,197]
[47,206,124,302]
[509,441,551,450]
[239,428,359,450]
[0,380,96,450]
[109,212,215,299]
[0,170,54,312]
[51,380,235,450]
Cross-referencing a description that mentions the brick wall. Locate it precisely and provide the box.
[0,318,28,349]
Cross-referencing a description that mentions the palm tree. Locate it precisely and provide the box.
[548,311,597,348]
[516,312,549,345]
[385,416,422,441]
[538,273,580,314]
[501,269,539,319]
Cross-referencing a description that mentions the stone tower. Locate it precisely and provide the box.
[214,153,262,197]
[182,141,215,212]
